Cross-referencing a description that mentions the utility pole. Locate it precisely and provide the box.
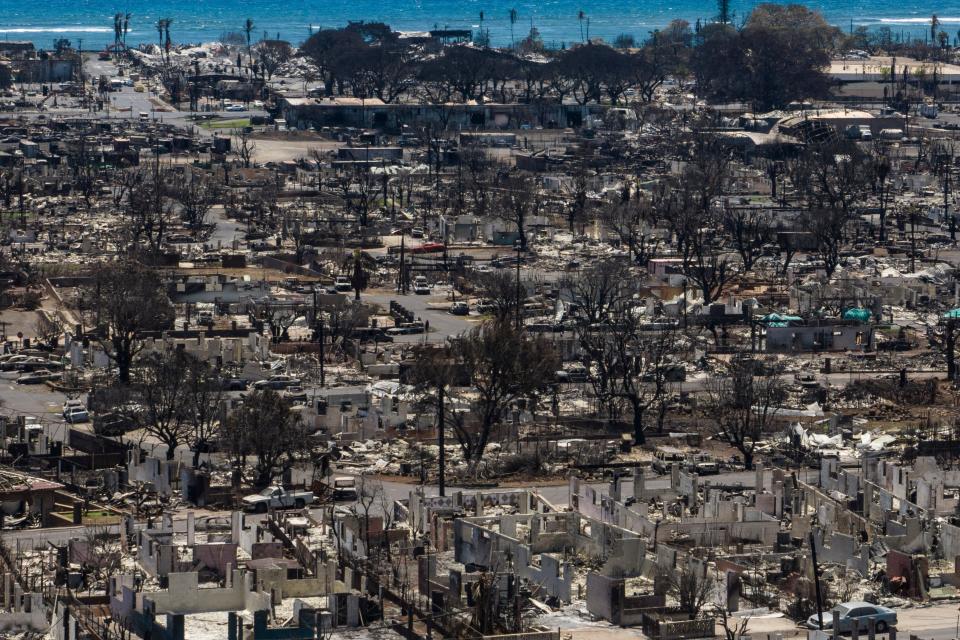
[437,384,445,497]
[313,289,325,386]
[319,315,325,387]
[910,207,917,273]
[515,240,522,331]
[809,530,825,631]
[397,234,406,294]
[945,167,954,242]
[947,319,956,382]
[682,279,688,329]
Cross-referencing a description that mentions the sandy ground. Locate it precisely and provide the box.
[566,629,647,639]
[0,308,41,342]
[544,601,960,640]
[248,136,343,163]
[244,126,569,164]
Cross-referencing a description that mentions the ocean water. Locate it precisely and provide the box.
[1,0,957,51]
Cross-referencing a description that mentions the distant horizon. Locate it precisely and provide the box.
[2,0,956,52]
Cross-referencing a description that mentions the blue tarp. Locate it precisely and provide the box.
[759,313,803,327]
[842,308,872,322]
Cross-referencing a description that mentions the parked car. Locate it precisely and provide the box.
[555,364,589,383]
[62,399,85,418]
[282,386,308,402]
[328,477,358,501]
[449,301,469,315]
[16,357,60,372]
[475,300,495,314]
[694,462,719,475]
[242,486,315,512]
[253,375,301,390]
[640,364,686,383]
[413,275,430,295]
[652,447,686,475]
[93,412,136,437]
[64,407,90,423]
[795,373,820,388]
[334,275,352,292]
[220,377,248,391]
[0,355,31,371]
[17,369,58,384]
[386,323,424,335]
[806,602,897,633]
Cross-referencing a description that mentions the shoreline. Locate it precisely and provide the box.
[1,12,948,52]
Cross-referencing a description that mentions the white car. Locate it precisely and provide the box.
[413,276,430,295]
[225,104,246,112]
[242,486,315,512]
[64,407,90,423]
[62,400,84,418]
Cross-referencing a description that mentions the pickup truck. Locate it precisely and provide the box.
[329,477,358,501]
[242,486,315,512]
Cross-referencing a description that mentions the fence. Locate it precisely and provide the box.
[482,632,561,640]
[641,613,715,640]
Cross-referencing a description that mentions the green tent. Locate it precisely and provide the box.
[943,308,960,319]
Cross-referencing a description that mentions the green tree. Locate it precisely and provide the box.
[134,349,193,460]
[225,390,311,489]
[84,261,174,384]
[705,360,786,470]
[446,321,558,471]
[692,5,840,109]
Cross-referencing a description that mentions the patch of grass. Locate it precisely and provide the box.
[83,509,117,518]
[199,118,251,130]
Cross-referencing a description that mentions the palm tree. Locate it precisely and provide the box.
[123,13,131,48]
[156,19,165,58]
[243,18,255,68]
[578,10,585,42]
[113,13,123,49]
[717,0,731,24]
[164,18,173,59]
[509,8,518,47]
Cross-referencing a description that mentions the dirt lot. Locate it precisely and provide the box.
[249,134,343,163]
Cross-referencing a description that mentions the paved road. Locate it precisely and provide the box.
[0,372,72,423]
[362,285,477,343]
[82,56,267,132]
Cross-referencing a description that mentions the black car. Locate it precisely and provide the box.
[93,412,137,437]
[220,377,248,391]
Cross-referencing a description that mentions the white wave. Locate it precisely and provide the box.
[0,26,115,34]
[870,17,960,24]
